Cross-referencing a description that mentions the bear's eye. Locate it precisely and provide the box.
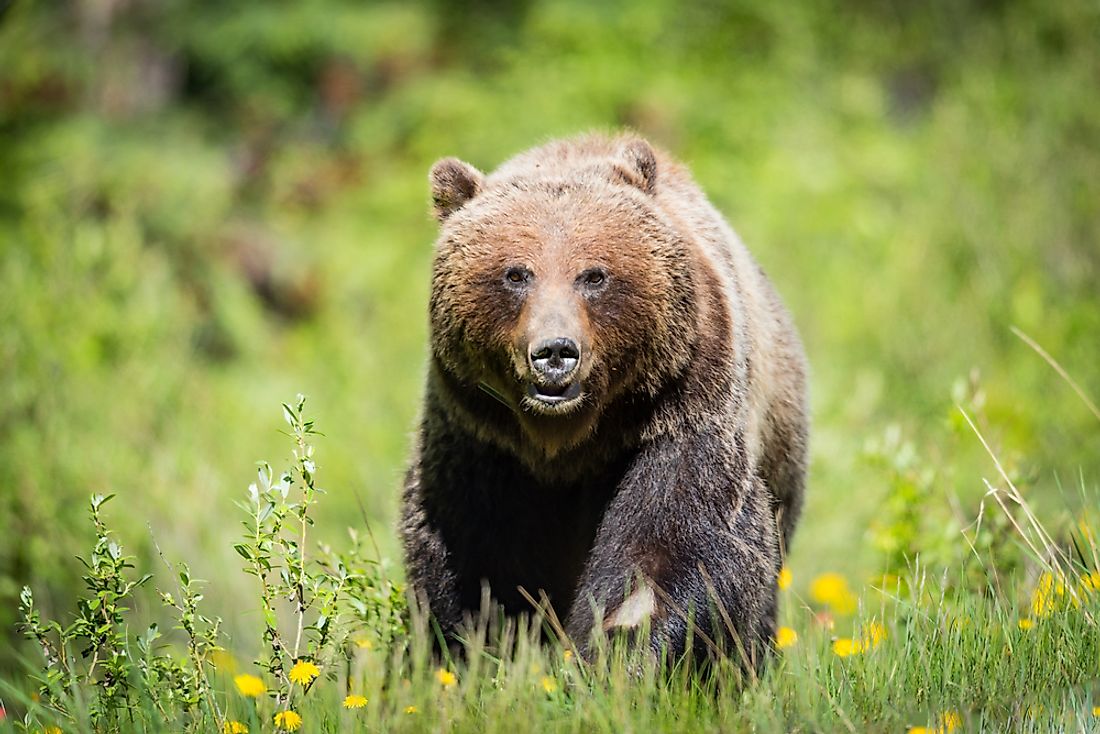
[581,269,607,287]
[504,267,530,285]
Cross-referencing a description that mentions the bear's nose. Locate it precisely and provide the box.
[529,337,580,379]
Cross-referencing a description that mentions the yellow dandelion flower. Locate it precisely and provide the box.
[1092,705,1100,716]
[234,674,266,698]
[223,721,249,734]
[563,649,574,662]
[775,626,798,649]
[1017,618,1034,630]
[810,573,858,615]
[288,660,320,686]
[1030,576,1050,617]
[404,705,419,714]
[1031,571,1070,617]
[862,621,887,649]
[353,636,373,650]
[436,668,457,688]
[1079,571,1100,594]
[908,728,930,734]
[938,711,961,732]
[40,729,63,734]
[540,675,558,693]
[274,710,302,731]
[832,637,863,657]
[810,572,846,603]
[777,567,793,590]
[343,694,368,709]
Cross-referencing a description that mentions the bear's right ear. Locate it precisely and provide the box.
[614,138,658,195]
[430,157,484,222]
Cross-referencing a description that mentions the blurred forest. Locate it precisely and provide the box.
[1,0,1098,668]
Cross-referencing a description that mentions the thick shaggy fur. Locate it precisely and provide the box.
[401,133,808,669]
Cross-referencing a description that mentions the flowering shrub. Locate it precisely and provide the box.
[16,396,405,733]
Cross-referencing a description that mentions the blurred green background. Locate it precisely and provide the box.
[2,0,1098,667]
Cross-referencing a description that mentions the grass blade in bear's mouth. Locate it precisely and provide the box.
[477,381,512,408]
[527,381,582,404]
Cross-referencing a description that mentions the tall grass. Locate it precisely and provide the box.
[3,395,1098,733]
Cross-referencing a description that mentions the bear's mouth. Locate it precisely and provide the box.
[525,380,583,407]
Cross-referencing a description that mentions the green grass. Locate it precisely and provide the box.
[2,399,1099,733]
[4,513,1100,733]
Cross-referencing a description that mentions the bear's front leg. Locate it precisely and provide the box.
[399,456,465,640]
[565,425,780,671]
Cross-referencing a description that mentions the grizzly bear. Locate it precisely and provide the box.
[400,133,808,669]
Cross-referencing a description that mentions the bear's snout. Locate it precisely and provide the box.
[528,337,580,380]
[525,336,585,407]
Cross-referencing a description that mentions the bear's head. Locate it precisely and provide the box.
[426,137,700,459]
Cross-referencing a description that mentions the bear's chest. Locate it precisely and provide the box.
[433,460,622,618]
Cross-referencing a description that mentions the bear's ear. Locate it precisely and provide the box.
[430,157,484,222]
[613,138,658,195]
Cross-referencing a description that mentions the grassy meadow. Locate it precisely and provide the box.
[2,0,1099,730]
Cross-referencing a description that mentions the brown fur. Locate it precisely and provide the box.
[401,133,808,669]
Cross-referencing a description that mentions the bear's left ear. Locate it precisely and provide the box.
[430,157,484,222]
[613,138,658,195]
